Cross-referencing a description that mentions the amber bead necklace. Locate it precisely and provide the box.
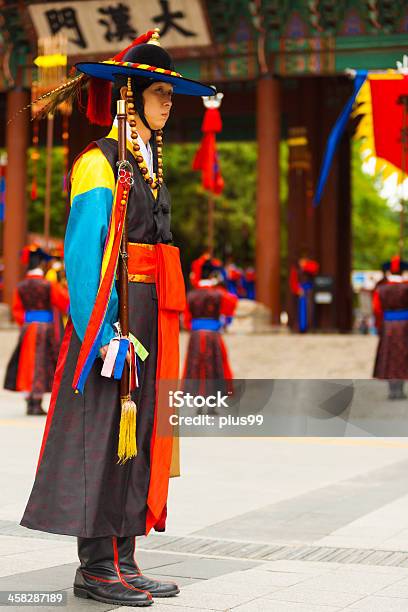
[125,77,163,190]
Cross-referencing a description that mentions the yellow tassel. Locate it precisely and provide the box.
[117,395,137,464]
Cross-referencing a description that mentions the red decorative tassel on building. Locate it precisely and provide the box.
[30,180,38,201]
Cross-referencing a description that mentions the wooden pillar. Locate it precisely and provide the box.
[317,77,351,331]
[256,75,280,323]
[337,127,353,332]
[285,76,353,331]
[3,89,30,306]
[286,125,312,330]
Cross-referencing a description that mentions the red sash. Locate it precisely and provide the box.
[128,242,185,534]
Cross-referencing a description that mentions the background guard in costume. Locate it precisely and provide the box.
[243,264,256,300]
[224,255,244,297]
[4,245,69,415]
[373,255,408,400]
[183,260,237,402]
[20,30,215,607]
[289,255,320,333]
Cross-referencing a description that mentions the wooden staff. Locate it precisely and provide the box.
[117,99,137,462]
[117,100,129,391]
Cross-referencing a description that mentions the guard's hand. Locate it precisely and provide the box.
[99,344,132,366]
[99,344,109,361]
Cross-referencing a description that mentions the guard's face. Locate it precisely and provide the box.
[143,81,173,130]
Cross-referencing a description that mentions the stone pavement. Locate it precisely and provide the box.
[1,329,408,610]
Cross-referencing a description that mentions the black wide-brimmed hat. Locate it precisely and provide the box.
[76,29,215,97]
[382,255,408,274]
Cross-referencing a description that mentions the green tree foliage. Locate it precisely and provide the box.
[26,146,67,238]
[166,141,288,277]
[165,142,256,272]
[351,143,400,269]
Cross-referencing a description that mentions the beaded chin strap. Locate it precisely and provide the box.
[125,77,163,190]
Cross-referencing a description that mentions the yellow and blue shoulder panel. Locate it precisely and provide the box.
[65,146,118,349]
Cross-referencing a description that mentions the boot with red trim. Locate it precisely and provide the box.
[74,536,153,606]
[117,536,180,597]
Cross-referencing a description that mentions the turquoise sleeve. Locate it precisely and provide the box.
[65,186,119,347]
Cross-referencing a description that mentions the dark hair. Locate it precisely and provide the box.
[110,75,155,121]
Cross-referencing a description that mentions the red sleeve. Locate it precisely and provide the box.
[221,290,238,316]
[372,289,383,330]
[289,265,300,295]
[182,299,192,331]
[50,282,70,313]
[11,289,25,326]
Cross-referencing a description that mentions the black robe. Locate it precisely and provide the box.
[21,137,173,538]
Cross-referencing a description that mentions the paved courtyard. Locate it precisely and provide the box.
[2,328,408,610]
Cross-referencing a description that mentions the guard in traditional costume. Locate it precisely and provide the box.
[373,255,408,399]
[4,245,69,415]
[243,264,256,300]
[225,256,244,297]
[289,256,320,332]
[20,30,215,607]
[183,261,236,399]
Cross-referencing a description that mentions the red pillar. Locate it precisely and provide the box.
[256,76,281,323]
[3,89,30,306]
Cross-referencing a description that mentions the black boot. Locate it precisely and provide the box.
[74,536,153,606]
[394,381,407,400]
[388,381,406,401]
[117,536,179,598]
[26,397,47,416]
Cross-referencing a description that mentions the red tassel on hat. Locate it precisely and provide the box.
[113,30,156,62]
[85,30,156,126]
[86,78,113,126]
[391,254,401,274]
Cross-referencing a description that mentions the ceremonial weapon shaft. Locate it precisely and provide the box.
[117,100,130,404]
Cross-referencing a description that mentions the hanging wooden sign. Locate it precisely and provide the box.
[28,0,211,56]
